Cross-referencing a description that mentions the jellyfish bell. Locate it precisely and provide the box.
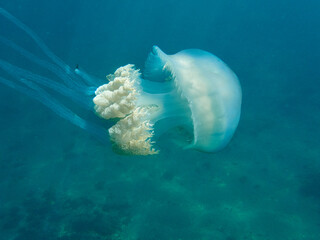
[94,46,242,155]
[150,46,242,152]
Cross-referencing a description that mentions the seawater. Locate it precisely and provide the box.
[0,0,319,239]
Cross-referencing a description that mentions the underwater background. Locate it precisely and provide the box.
[0,0,319,239]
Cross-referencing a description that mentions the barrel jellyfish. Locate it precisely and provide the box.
[0,8,242,155]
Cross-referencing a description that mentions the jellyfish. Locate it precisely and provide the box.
[0,8,242,155]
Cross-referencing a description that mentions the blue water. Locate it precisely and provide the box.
[0,0,319,239]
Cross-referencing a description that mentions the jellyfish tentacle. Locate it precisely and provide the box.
[0,36,92,92]
[0,58,92,110]
[0,8,68,72]
[0,75,28,93]
[0,8,110,144]
[0,75,108,142]
[74,67,104,87]
[0,7,91,92]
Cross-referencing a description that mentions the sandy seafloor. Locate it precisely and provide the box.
[0,0,319,239]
